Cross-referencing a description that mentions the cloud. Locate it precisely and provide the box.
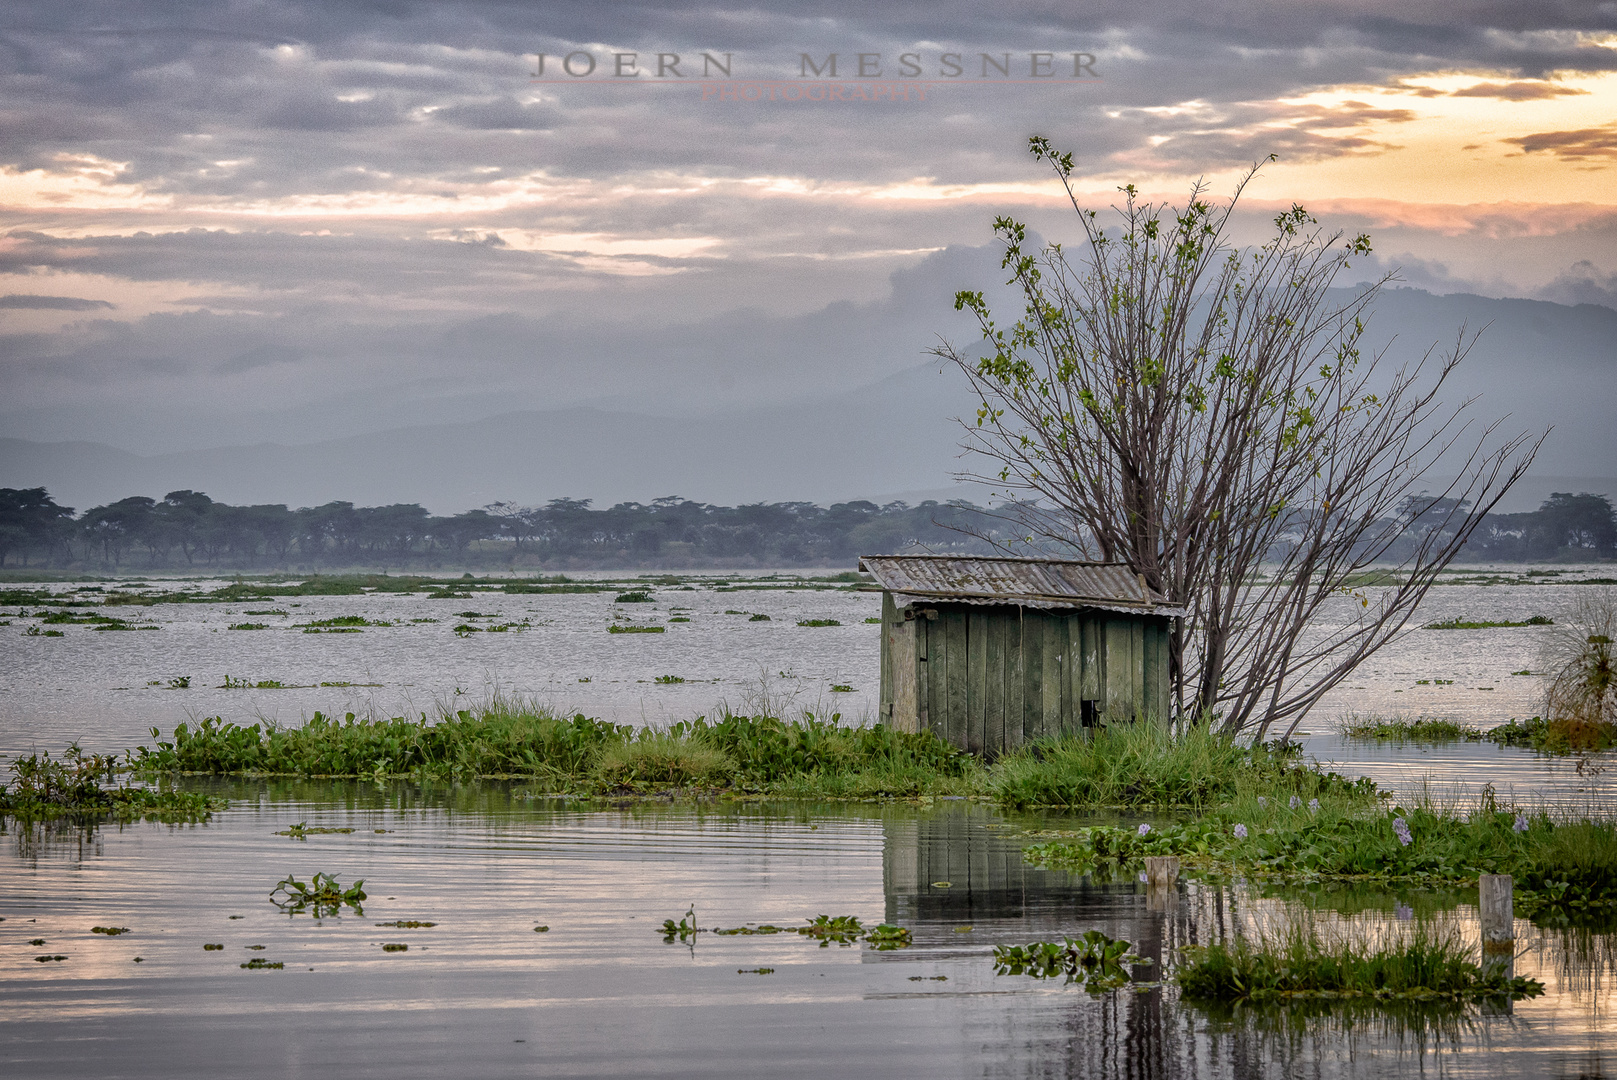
[1451,80,1590,100]
[1541,259,1617,307]
[1506,123,1617,159]
[0,294,116,310]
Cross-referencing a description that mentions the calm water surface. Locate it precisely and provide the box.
[3,794,1615,1079]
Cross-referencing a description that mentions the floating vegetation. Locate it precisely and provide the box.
[654,675,685,684]
[796,619,841,627]
[221,676,293,690]
[724,610,747,615]
[240,958,284,970]
[608,625,664,633]
[26,627,65,637]
[1177,923,1544,1003]
[28,939,46,946]
[1486,715,1617,754]
[595,735,733,788]
[830,684,854,693]
[738,967,775,975]
[203,944,224,951]
[994,931,1141,990]
[245,609,287,616]
[228,623,269,631]
[683,911,911,950]
[668,616,691,623]
[381,943,408,952]
[377,920,436,928]
[34,955,68,962]
[298,615,390,629]
[167,676,190,689]
[270,872,366,916]
[91,926,130,936]
[1340,715,1480,742]
[864,617,882,624]
[909,975,948,982]
[614,591,654,603]
[0,747,222,821]
[275,822,355,839]
[1422,615,1554,630]
[452,624,481,635]
[748,613,770,621]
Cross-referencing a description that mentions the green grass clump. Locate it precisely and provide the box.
[988,724,1353,810]
[608,625,664,634]
[1422,615,1553,630]
[614,591,654,603]
[1340,715,1480,742]
[797,619,841,627]
[1178,923,1543,1002]
[594,735,735,787]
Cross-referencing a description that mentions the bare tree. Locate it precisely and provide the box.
[933,138,1543,741]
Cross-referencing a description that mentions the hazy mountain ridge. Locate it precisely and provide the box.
[3,286,1613,514]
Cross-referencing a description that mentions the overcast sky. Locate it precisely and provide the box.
[1,1,1615,469]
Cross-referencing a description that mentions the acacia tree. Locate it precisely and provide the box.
[935,138,1542,742]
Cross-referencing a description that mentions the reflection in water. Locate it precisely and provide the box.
[1,790,1615,1078]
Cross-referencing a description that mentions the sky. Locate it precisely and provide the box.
[1,1,1615,495]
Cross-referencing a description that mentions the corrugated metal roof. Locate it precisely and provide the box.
[857,554,1185,617]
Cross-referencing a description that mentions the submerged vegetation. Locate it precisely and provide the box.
[1177,923,1543,1002]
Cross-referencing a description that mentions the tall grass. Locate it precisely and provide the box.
[1178,922,1543,1002]
[988,723,1370,810]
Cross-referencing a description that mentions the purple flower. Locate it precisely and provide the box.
[1137,823,1151,837]
[1514,813,1529,834]
[1394,903,1414,922]
[1289,795,1302,810]
[1257,797,1268,808]
[1233,823,1249,840]
[1392,817,1412,847]
[1308,798,1320,813]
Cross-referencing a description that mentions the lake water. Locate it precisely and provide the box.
[4,570,1616,1077]
[5,794,1617,1079]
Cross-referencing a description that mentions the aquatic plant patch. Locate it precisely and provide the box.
[0,748,222,821]
[1176,924,1544,1003]
[796,619,841,627]
[608,625,664,633]
[1340,715,1481,742]
[614,591,654,603]
[994,931,1141,991]
[1421,616,1553,630]
[1024,796,1617,923]
[90,926,130,936]
[1486,715,1617,754]
[275,822,355,838]
[668,908,910,950]
[270,872,366,917]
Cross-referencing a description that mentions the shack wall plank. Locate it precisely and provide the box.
[966,610,988,755]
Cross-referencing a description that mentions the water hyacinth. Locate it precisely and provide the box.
[1514,813,1529,834]
[1233,823,1249,840]
[1392,817,1413,847]
[1137,823,1151,837]
[1394,903,1414,922]
[1308,798,1320,813]
[1289,795,1301,810]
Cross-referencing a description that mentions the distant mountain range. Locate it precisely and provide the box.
[2,287,1613,514]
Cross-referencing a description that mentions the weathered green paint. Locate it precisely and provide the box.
[880,600,1173,757]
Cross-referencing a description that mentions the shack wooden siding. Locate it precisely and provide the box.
[882,602,1173,755]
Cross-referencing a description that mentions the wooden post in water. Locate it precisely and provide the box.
[1145,856,1179,912]
[1145,857,1179,889]
[1479,874,1514,951]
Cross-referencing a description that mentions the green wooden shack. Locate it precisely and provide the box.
[859,554,1183,756]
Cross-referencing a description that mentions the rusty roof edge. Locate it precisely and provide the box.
[888,591,1188,618]
[859,552,1124,568]
[884,584,1167,608]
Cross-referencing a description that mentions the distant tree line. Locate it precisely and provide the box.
[0,488,1003,570]
[0,486,1611,571]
